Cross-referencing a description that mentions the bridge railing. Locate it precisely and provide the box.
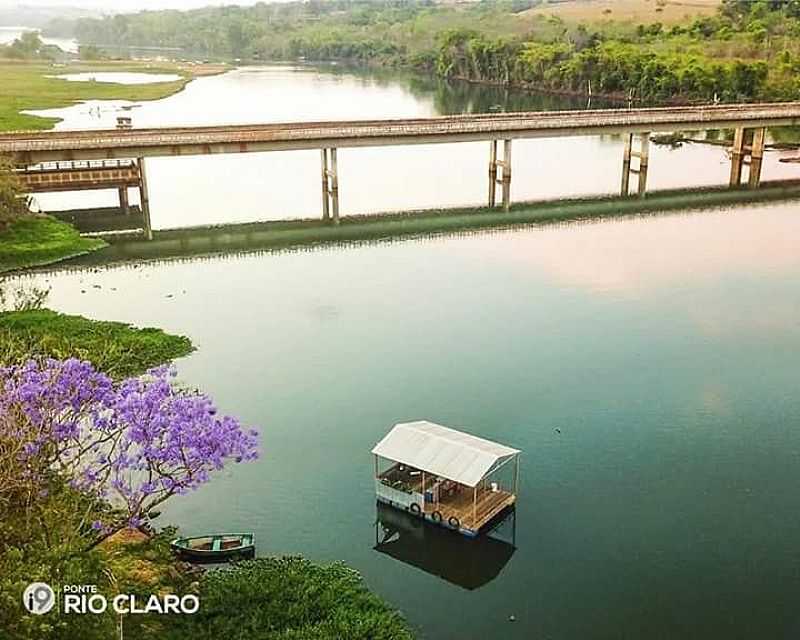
[21,159,137,173]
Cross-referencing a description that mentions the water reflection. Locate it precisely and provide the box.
[374,502,516,591]
[54,206,144,235]
[460,201,800,295]
[321,63,621,114]
[42,184,800,280]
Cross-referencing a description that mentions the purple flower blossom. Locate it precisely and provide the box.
[1,358,260,529]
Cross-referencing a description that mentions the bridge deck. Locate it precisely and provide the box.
[2,103,800,163]
[17,160,140,193]
[19,166,141,193]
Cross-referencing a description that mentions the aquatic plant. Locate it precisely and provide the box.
[0,309,194,379]
[164,557,414,640]
[0,357,259,543]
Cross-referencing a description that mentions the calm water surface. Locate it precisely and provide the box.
[50,72,183,84]
[26,65,800,229]
[10,200,800,639]
[12,62,800,638]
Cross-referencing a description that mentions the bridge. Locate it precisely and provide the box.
[2,102,799,238]
[18,160,141,214]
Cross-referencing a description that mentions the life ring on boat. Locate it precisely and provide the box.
[409,503,422,516]
[448,515,460,529]
[431,510,443,523]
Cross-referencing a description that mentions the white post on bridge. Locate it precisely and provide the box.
[116,116,133,216]
[137,158,153,241]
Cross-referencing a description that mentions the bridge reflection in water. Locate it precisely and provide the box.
[374,501,516,591]
[35,180,800,275]
[2,102,798,239]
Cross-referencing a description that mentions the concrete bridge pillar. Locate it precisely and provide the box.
[621,132,650,197]
[488,139,512,211]
[137,158,153,240]
[637,133,651,196]
[730,127,766,189]
[729,127,746,187]
[748,127,766,189]
[321,148,340,224]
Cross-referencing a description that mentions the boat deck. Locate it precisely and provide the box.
[431,488,516,532]
[378,465,515,534]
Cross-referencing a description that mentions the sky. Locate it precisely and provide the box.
[7,1,278,11]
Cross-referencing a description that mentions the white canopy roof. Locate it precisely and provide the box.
[371,420,520,488]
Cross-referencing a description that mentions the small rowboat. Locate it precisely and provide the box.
[170,533,255,562]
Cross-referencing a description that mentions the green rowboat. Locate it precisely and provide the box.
[170,533,255,562]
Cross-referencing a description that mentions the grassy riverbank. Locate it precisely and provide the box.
[0,215,106,273]
[0,59,225,131]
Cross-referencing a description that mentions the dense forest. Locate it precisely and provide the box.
[54,0,800,103]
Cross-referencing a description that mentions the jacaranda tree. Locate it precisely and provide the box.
[0,358,259,547]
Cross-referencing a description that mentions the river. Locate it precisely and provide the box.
[9,65,800,639]
[25,64,800,229]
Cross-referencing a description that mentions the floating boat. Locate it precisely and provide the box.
[170,533,255,562]
[372,421,521,538]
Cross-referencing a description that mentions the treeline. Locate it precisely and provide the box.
[436,33,774,102]
[437,2,800,101]
[59,0,800,103]
[66,1,552,62]
[0,31,62,60]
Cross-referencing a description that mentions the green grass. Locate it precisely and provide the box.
[0,309,194,377]
[164,557,414,640]
[0,60,195,131]
[0,214,106,273]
